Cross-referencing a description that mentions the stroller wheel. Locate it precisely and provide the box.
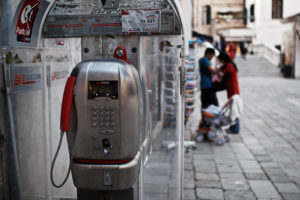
[216,138,225,146]
[224,135,230,143]
[208,131,217,140]
[196,134,204,143]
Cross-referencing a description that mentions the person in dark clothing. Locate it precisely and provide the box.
[196,48,218,142]
[240,41,248,59]
[199,48,218,109]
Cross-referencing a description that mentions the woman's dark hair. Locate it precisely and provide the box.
[217,52,238,72]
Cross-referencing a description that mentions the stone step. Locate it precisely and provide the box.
[233,56,279,77]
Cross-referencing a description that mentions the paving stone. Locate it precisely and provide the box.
[214,157,238,164]
[269,174,291,183]
[195,180,222,188]
[195,173,219,181]
[235,153,256,161]
[255,155,274,162]
[244,172,268,180]
[194,163,217,173]
[193,154,214,161]
[196,188,224,200]
[185,157,193,164]
[184,178,195,189]
[144,175,169,185]
[224,190,256,200]
[219,172,244,179]
[144,183,168,194]
[144,193,168,200]
[184,171,194,179]
[239,160,261,169]
[221,178,250,191]
[184,189,196,200]
[281,193,300,200]
[217,163,243,173]
[260,162,279,168]
[249,180,281,199]
[274,183,300,193]
[185,163,193,171]
[242,168,264,173]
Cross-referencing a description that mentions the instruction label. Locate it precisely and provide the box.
[122,10,160,33]
[10,66,43,93]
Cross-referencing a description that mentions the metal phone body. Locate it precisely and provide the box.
[67,58,143,191]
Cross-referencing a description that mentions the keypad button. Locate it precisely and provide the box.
[111,117,115,122]
[91,114,98,119]
[99,117,104,122]
[100,130,115,135]
[92,135,99,140]
[110,122,115,127]
[105,122,110,127]
[91,111,97,115]
[91,117,98,121]
[104,106,109,111]
[91,106,97,111]
[100,106,104,110]
[105,112,110,116]
[105,117,110,122]
[99,112,104,116]
[99,122,104,127]
[91,122,98,127]
[110,106,115,111]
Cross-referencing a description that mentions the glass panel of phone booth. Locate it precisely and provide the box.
[2,46,79,199]
[2,46,183,200]
[140,36,183,200]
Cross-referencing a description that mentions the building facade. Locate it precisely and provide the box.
[245,0,300,48]
[192,0,249,43]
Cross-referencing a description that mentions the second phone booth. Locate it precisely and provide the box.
[0,0,188,199]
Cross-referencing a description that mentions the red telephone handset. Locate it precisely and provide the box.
[60,76,77,132]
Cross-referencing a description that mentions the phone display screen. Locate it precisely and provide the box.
[88,81,118,99]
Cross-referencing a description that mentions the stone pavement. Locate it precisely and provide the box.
[184,76,300,200]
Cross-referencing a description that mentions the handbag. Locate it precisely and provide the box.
[212,74,225,91]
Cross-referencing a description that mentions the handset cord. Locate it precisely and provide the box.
[50,131,71,188]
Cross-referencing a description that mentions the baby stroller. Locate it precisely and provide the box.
[196,95,242,145]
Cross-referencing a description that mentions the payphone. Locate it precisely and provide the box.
[55,53,145,192]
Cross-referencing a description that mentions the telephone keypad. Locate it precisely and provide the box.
[90,105,118,132]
